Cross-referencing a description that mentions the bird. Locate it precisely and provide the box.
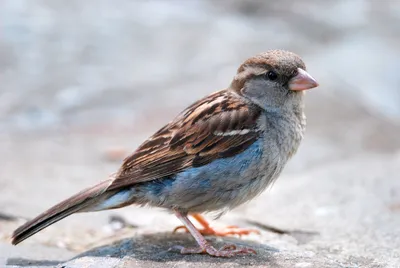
[11,50,318,257]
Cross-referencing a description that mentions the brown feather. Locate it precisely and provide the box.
[108,90,262,191]
[11,179,113,245]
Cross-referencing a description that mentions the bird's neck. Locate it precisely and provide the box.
[262,102,306,162]
[254,96,305,125]
[228,87,305,118]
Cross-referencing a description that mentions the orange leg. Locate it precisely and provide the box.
[170,211,256,257]
[173,213,260,237]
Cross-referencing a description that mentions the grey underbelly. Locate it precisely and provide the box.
[132,139,283,213]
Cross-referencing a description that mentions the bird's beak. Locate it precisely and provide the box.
[288,68,319,91]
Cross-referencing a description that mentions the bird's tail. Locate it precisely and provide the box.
[11,178,117,245]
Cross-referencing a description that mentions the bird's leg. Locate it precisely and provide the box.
[170,211,256,257]
[173,213,260,237]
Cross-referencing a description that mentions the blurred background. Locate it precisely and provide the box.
[1,0,400,266]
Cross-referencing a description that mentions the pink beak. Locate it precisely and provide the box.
[288,68,319,91]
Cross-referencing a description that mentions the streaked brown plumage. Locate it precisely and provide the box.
[114,90,262,189]
[11,50,318,257]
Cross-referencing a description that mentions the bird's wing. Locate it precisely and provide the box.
[108,90,262,190]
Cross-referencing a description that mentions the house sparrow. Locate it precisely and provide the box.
[11,50,318,257]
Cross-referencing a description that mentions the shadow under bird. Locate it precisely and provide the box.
[11,50,319,257]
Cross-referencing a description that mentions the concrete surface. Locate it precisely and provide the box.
[1,1,400,267]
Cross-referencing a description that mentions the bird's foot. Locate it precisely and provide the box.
[169,243,256,257]
[173,213,259,237]
[173,224,260,237]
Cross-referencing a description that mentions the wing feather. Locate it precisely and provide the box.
[108,90,262,191]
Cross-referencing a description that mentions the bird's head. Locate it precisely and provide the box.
[230,50,318,111]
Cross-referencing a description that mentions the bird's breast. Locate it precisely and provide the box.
[133,111,306,213]
[261,110,306,165]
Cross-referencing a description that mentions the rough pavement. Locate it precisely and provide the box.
[1,1,400,267]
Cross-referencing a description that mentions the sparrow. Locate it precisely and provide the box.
[11,50,318,257]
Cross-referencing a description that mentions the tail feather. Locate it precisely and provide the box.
[11,178,114,245]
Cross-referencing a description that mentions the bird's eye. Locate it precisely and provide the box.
[266,71,278,81]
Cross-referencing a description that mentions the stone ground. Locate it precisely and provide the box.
[1,1,400,267]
